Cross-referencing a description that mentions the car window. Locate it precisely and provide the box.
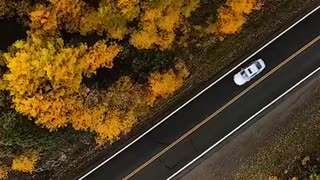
[256,62,262,69]
[240,71,246,77]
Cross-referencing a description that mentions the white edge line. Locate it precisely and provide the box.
[167,67,320,180]
[78,5,320,180]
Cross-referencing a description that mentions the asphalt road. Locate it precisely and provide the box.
[81,7,320,180]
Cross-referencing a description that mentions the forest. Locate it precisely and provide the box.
[0,0,313,179]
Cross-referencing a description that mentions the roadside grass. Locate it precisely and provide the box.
[236,86,320,179]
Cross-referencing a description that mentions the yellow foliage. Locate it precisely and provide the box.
[214,8,246,34]
[268,176,279,180]
[1,7,190,145]
[302,156,310,166]
[117,0,140,20]
[84,41,123,74]
[310,173,320,180]
[78,0,139,39]
[3,37,88,96]
[209,0,261,34]
[0,0,6,17]
[2,36,123,133]
[30,5,57,34]
[157,33,176,51]
[27,0,200,45]
[228,0,262,14]
[11,151,38,173]
[149,69,178,102]
[130,28,159,50]
[72,79,142,144]
[3,37,122,97]
[71,104,105,131]
[29,0,84,36]
[109,76,133,93]
[148,62,189,105]
[0,165,9,180]
[94,110,137,145]
[0,0,32,18]
[3,40,187,144]
[13,92,83,129]
[157,7,181,33]
[130,0,200,50]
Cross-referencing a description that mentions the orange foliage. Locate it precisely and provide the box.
[0,0,6,17]
[29,0,85,36]
[2,36,189,144]
[148,62,189,105]
[209,0,261,34]
[13,91,83,129]
[29,5,57,35]
[84,41,123,74]
[3,37,88,96]
[11,151,38,173]
[1,0,194,145]
[268,176,279,180]
[130,0,200,50]
[2,38,140,143]
[94,110,137,145]
[117,0,140,20]
[1,36,123,138]
[0,0,31,18]
[78,0,139,39]
[26,0,200,46]
[130,28,158,50]
[0,165,9,180]
[2,37,121,97]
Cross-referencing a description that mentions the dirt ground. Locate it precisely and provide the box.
[179,72,320,180]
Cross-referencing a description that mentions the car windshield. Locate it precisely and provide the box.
[256,62,262,69]
[240,71,248,78]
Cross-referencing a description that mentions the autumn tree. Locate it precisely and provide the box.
[1,33,186,144]
[11,151,38,173]
[27,0,201,49]
[0,164,9,180]
[148,61,189,105]
[1,0,192,146]
[75,0,140,40]
[0,0,31,18]
[0,0,6,17]
[130,0,200,50]
[1,37,189,144]
[209,0,261,34]
[29,0,86,36]
[1,35,122,130]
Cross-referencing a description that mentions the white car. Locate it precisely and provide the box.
[233,59,266,86]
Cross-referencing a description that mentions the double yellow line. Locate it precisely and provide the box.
[123,35,320,180]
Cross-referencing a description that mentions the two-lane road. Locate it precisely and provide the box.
[79,5,320,180]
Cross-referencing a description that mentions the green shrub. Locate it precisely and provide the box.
[0,109,93,157]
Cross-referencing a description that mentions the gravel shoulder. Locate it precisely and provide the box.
[179,71,320,180]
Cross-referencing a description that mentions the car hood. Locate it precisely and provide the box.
[233,73,246,86]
